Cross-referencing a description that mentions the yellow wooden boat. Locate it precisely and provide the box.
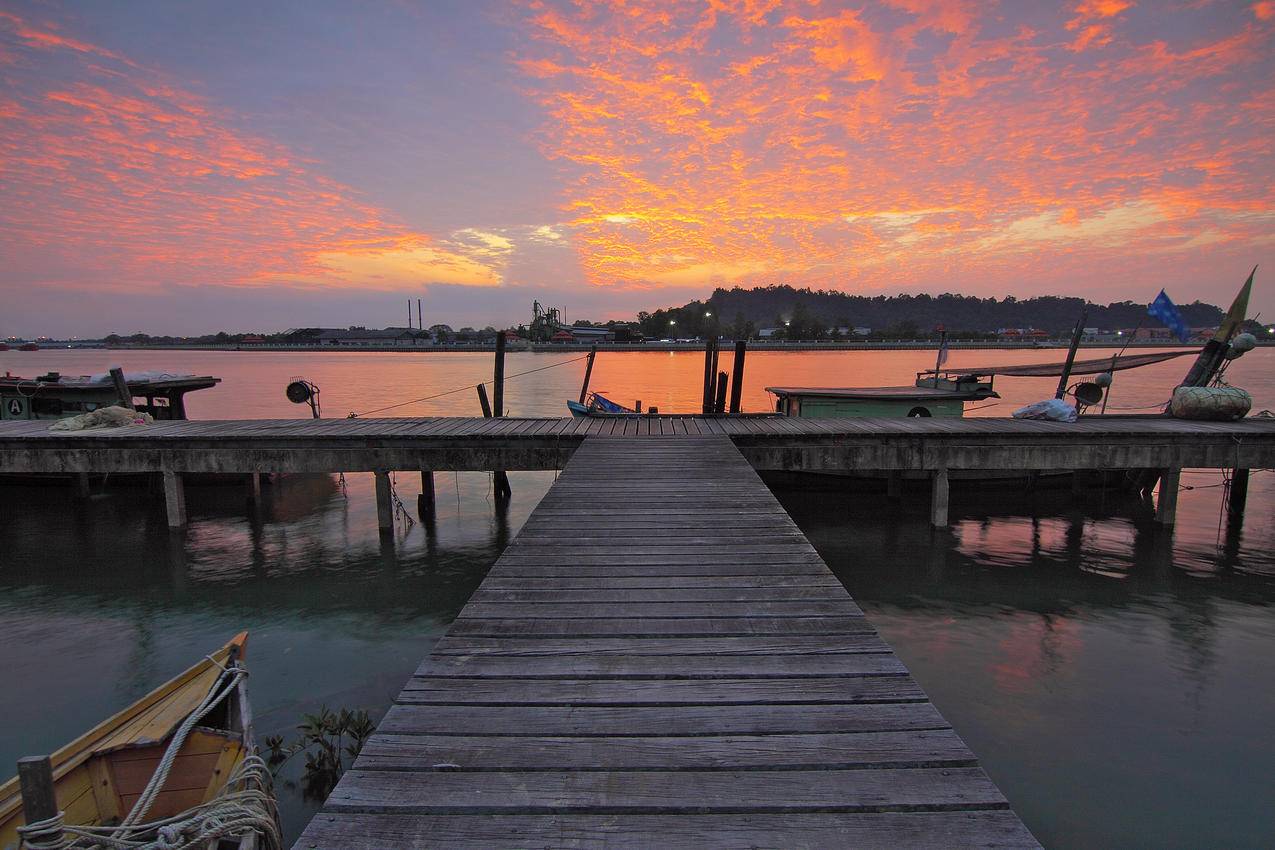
[0,632,279,849]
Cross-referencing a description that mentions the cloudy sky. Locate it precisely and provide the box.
[2,0,1272,336]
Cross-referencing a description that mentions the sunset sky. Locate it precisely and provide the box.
[2,0,1272,336]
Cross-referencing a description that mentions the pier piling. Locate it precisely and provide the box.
[74,471,91,500]
[162,469,186,529]
[931,469,949,528]
[374,470,394,532]
[1229,468,1249,518]
[1154,467,1181,525]
[419,470,435,522]
[248,471,262,503]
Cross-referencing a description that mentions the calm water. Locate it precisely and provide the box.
[1,347,1272,847]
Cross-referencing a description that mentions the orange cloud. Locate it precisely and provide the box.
[0,12,502,293]
[516,0,1273,293]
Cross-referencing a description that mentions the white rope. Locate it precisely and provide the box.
[52,756,281,849]
[118,668,246,830]
[19,662,281,850]
[17,812,67,849]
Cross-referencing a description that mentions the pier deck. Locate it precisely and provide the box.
[293,435,1037,848]
[0,414,1272,474]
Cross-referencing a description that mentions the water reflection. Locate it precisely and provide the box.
[1,347,1272,846]
[774,471,1275,848]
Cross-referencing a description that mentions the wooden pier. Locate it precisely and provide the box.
[1,415,1271,530]
[4,416,1273,844]
[294,435,1038,848]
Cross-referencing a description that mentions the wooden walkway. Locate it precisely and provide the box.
[293,436,1038,848]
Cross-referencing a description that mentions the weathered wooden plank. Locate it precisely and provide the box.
[295,811,1040,849]
[413,652,905,678]
[456,600,863,619]
[321,766,1007,813]
[469,586,850,603]
[378,701,947,736]
[474,575,842,590]
[430,634,881,655]
[444,617,870,637]
[396,675,920,705]
[355,729,971,770]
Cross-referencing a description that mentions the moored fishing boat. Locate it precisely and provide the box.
[0,633,280,850]
[0,371,219,422]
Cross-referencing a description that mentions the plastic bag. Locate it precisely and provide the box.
[1012,398,1077,422]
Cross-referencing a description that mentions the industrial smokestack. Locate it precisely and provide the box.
[417,298,422,331]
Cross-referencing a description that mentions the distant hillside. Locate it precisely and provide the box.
[633,286,1224,339]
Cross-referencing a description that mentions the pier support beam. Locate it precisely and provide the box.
[930,469,949,528]
[419,470,435,523]
[1154,467,1181,526]
[248,472,262,503]
[887,470,901,500]
[162,469,186,529]
[1229,468,1249,518]
[374,471,393,532]
[74,472,91,500]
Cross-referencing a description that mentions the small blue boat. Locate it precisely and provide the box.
[567,392,636,417]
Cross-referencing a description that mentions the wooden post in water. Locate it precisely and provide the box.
[1229,468,1249,518]
[930,469,950,528]
[476,384,493,418]
[162,469,186,529]
[493,331,506,417]
[17,756,61,846]
[713,371,728,415]
[701,338,716,415]
[579,344,597,404]
[74,472,91,500]
[1154,467,1181,525]
[109,367,135,411]
[374,471,393,532]
[728,340,747,413]
[248,472,262,503]
[419,470,435,523]
[489,335,511,501]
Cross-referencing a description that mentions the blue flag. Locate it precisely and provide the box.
[1148,289,1190,343]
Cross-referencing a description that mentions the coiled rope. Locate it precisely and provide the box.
[19,663,282,850]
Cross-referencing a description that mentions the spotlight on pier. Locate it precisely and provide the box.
[286,379,322,419]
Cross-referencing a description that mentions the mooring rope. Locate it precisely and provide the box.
[347,353,590,418]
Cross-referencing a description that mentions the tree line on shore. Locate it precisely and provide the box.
[95,285,1230,344]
